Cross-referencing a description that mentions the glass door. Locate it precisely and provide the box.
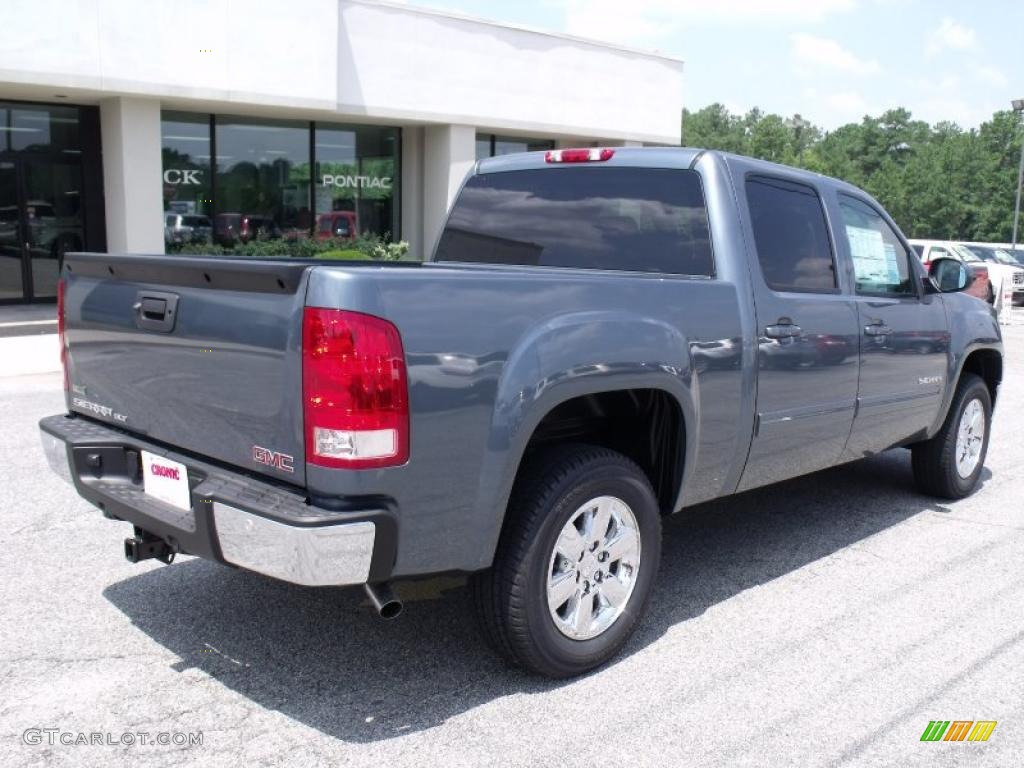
[22,160,84,299]
[0,162,24,301]
[0,159,83,301]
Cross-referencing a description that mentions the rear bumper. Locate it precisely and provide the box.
[39,414,397,586]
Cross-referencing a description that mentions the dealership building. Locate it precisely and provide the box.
[0,0,683,304]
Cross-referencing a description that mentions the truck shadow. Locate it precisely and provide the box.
[102,449,984,744]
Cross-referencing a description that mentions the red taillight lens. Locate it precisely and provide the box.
[545,148,615,163]
[57,277,68,392]
[302,308,409,469]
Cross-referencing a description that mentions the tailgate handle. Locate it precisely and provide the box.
[133,291,179,333]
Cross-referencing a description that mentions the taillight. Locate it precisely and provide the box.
[302,308,409,469]
[57,277,68,392]
[545,148,615,163]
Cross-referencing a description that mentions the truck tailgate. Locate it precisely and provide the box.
[62,254,310,485]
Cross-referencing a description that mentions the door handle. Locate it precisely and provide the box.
[133,290,179,333]
[864,322,892,337]
[764,320,803,339]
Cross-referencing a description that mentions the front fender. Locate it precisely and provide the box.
[469,310,697,570]
[931,293,1002,435]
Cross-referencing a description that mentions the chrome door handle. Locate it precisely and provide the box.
[764,322,803,339]
[864,323,892,336]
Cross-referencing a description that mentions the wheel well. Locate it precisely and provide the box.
[961,349,1002,406]
[522,389,684,513]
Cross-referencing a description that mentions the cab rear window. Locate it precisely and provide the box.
[435,167,714,277]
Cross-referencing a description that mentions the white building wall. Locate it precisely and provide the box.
[422,125,476,254]
[400,126,425,258]
[337,2,683,143]
[0,0,682,144]
[99,97,164,253]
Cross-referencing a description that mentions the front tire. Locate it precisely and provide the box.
[471,444,662,678]
[912,373,992,499]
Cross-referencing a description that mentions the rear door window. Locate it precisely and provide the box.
[744,176,837,293]
[435,167,714,276]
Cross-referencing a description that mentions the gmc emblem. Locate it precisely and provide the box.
[252,445,295,473]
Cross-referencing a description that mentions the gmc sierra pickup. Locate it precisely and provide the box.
[40,148,1002,677]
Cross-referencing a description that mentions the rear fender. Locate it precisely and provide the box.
[469,310,696,570]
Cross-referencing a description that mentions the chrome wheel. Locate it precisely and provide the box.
[955,398,985,479]
[546,495,641,641]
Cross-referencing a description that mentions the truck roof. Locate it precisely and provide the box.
[475,146,862,198]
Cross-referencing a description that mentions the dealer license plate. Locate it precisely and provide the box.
[141,451,192,511]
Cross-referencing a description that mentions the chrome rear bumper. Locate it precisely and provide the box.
[39,414,393,586]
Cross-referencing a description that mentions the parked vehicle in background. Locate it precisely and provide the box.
[164,213,212,246]
[315,211,358,241]
[960,244,1024,306]
[41,148,1003,678]
[909,239,992,303]
[213,213,281,246]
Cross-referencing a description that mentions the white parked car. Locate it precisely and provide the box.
[960,243,1024,306]
[908,240,997,304]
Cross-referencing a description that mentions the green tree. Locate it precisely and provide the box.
[680,104,1024,242]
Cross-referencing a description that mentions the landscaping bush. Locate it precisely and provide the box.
[169,233,413,261]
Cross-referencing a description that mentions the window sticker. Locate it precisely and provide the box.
[882,243,901,284]
[847,225,897,284]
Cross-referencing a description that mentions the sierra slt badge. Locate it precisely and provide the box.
[72,397,128,422]
[252,445,294,473]
[919,376,944,386]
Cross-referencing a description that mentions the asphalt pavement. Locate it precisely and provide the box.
[1,326,1022,767]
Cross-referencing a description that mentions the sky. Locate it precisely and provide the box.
[408,0,1022,130]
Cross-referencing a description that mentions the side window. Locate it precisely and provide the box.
[929,246,952,261]
[838,195,915,296]
[745,176,837,293]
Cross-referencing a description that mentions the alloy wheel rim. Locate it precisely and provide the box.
[955,398,985,479]
[546,495,641,641]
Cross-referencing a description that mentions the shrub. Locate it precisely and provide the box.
[314,249,367,260]
[169,233,413,261]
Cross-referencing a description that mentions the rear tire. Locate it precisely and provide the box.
[911,373,991,499]
[471,444,662,678]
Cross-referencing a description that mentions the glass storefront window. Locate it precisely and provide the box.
[315,124,398,240]
[476,133,555,159]
[215,116,310,245]
[161,112,212,244]
[160,111,401,252]
[475,136,492,161]
[1,104,80,154]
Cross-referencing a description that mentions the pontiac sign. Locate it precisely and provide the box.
[321,175,392,190]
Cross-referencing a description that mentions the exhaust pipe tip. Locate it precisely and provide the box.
[363,582,403,619]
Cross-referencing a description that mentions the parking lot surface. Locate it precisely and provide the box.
[2,325,1022,767]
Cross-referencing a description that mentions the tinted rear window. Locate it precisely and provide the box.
[745,176,837,293]
[435,168,714,276]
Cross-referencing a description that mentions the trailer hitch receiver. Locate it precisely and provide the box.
[124,528,177,565]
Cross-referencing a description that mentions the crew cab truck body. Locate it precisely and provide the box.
[40,148,1002,677]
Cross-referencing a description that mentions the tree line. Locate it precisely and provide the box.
[681,104,1024,243]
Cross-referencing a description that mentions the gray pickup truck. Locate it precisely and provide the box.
[40,148,1002,677]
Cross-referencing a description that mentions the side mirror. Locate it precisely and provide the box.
[928,257,976,293]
